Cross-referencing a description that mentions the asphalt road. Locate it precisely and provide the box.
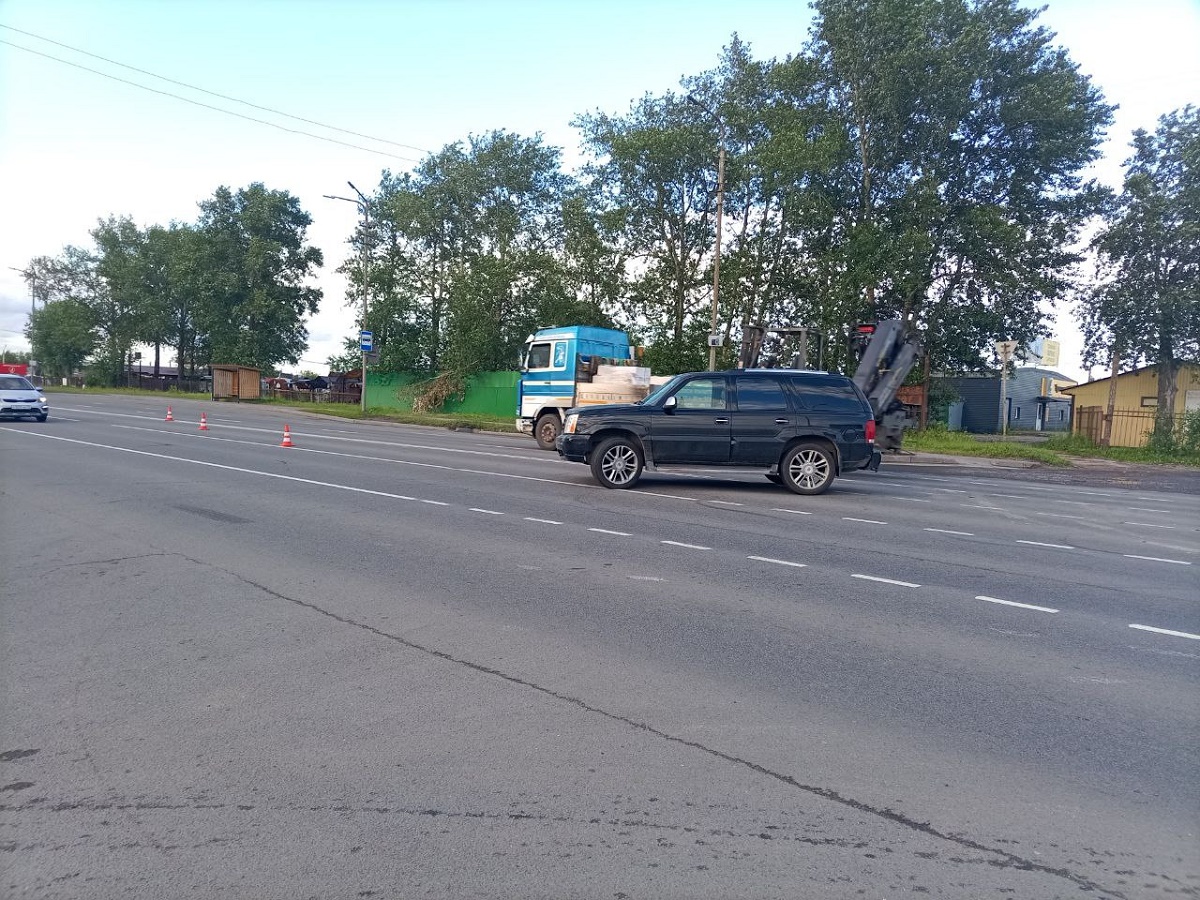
[2,395,1197,899]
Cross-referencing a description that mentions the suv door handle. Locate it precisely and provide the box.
[713,417,729,424]
[775,418,790,425]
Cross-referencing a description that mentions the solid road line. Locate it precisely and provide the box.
[976,595,1059,614]
[1129,624,1200,641]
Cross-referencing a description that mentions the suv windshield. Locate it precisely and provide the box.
[0,375,35,391]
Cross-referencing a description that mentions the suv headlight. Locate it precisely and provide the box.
[564,413,579,434]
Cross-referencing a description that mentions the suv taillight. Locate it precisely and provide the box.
[865,418,876,443]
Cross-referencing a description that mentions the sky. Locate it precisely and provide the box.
[1,0,1198,381]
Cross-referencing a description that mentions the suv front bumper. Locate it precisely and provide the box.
[556,433,590,462]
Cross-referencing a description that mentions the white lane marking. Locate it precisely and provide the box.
[1035,512,1085,519]
[110,424,586,488]
[843,517,887,525]
[1129,624,1200,641]
[924,527,974,536]
[976,595,1059,613]
[630,489,699,502]
[589,527,632,536]
[524,517,563,525]
[1123,522,1176,529]
[964,504,1004,511]
[8,431,456,506]
[1127,507,1171,514]
[748,556,807,568]
[709,500,744,506]
[986,493,1027,499]
[851,574,920,588]
[1076,490,1114,497]
[628,575,665,582]
[934,488,968,493]
[772,508,813,515]
[1124,554,1192,565]
[894,497,931,503]
[470,508,504,515]
[1016,540,1075,550]
[661,540,711,550]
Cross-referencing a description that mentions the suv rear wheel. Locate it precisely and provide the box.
[780,441,835,495]
[590,436,644,489]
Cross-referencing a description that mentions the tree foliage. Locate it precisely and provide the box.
[1079,106,1200,422]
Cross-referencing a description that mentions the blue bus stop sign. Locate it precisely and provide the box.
[360,330,374,352]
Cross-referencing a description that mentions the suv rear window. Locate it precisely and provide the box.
[786,375,866,414]
[735,376,789,410]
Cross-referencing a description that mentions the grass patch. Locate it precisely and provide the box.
[903,428,1071,466]
[906,426,1200,468]
[44,385,210,400]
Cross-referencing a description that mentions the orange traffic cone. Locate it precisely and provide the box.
[165,406,174,421]
[280,424,294,448]
[199,412,209,431]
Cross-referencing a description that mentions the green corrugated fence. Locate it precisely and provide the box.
[365,371,519,419]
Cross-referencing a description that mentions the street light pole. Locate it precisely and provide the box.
[7,266,35,316]
[324,183,371,412]
[688,95,726,371]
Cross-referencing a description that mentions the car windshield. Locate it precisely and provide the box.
[638,374,686,405]
[0,375,35,391]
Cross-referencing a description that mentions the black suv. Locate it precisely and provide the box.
[556,369,880,495]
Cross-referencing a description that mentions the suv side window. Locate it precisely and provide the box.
[735,376,789,410]
[787,375,865,414]
[673,376,727,410]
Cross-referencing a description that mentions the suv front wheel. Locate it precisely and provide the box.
[780,441,835,495]
[589,436,644,489]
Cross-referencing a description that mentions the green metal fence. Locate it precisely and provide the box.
[365,371,518,419]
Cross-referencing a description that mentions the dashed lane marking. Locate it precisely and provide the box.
[661,540,711,550]
[1124,554,1191,565]
[851,574,920,588]
[470,508,504,515]
[589,527,632,536]
[1035,512,1085,520]
[1129,624,1200,641]
[772,508,813,515]
[524,517,563,525]
[894,497,931,503]
[628,575,665,582]
[964,504,1005,511]
[709,500,744,506]
[1123,522,1175,529]
[844,517,887,525]
[748,556,807,568]
[976,595,1059,614]
[1128,507,1172,513]
[1016,540,1075,550]
[924,528,974,536]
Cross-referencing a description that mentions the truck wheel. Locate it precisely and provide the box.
[534,413,562,451]
[590,436,643,489]
[780,442,835,495]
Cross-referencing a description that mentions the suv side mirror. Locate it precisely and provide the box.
[663,395,677,413]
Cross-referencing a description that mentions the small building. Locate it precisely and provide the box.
[1061,363,1200,447]
[211,364,262,401]
[932,367,1075,433]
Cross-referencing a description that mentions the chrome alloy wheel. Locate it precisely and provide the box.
[600,444,640,486]
[787,448,831,490]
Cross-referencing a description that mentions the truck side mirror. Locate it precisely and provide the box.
[663,395,677,413]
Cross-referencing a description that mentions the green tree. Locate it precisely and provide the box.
[1080,106,1200,432]
[194,183,323,370]
[26,297,96,379]
[808,0,1113,369]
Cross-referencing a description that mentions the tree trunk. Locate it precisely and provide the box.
[1155,354,1178,441]
[1101,346,1120,448]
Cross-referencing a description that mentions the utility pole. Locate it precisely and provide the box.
[324,183,372,412]
[996,340,1017,437]
[1101,344,1120,448]
[688,95,726,371]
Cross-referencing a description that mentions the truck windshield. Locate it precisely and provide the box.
[639,375,684,406]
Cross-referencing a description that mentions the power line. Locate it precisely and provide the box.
[0,23,431,156]
[0,38,425,165]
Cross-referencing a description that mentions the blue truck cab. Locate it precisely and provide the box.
[517,325,635,449]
